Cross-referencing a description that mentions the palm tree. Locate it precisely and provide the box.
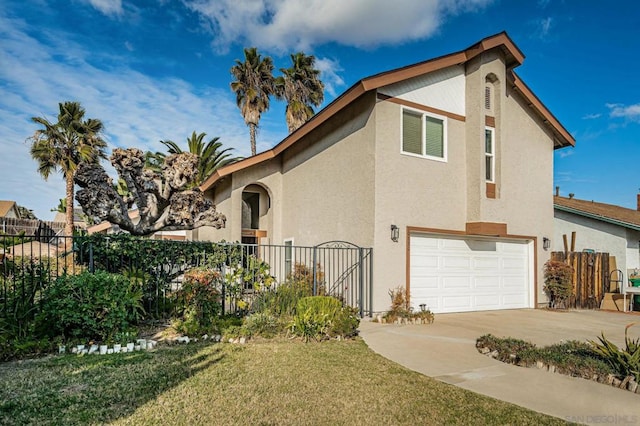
[29,101,107,237]
[275,52,325,133]
[50,198,67,213]
[147,131,241,187]
[230,47,275,156]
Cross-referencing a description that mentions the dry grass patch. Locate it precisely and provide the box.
[0,339,565,425]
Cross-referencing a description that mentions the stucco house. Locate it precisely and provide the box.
[0,200,21,219]
[554,194,640,279]
[197,32,574,314]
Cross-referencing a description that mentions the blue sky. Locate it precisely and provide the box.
[1,0,639,220]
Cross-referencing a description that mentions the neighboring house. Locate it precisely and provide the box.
[197,32,574,314]
[0,200,21,219]
[53,208,87,231]
[554,194,640,279]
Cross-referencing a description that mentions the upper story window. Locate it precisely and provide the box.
[485,127,495,182]
[402,108,447,161]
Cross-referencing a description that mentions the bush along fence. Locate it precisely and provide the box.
[0,234,372,346]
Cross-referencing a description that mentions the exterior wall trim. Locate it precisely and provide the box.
[377,93,466,122]
[486,183,497,199]
[485,115,496,127]
[404,226,539,309]
[466,221,506,236]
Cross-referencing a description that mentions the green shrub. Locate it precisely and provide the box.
[174,267,222,333]
[589,323,640,382]
[222,325,249,340]
[0,335,55,362]
[0,256,54,339]
[543,260,573,309]
[252,279,313,316]
[290,296,359,342]
[213,315,243,335]
[37,270,144,341]
[330,306,360,339]
[477,334,615,379]
[242,312,282,338]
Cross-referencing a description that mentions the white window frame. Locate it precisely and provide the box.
[400,107,448,162]
[485,127,495,183]
[284,238,294,277]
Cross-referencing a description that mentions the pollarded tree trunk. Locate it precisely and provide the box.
[75,148,226,236]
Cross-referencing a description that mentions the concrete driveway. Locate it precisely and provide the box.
[359,309,640,423]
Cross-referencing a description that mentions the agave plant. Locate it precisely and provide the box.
[589,323,640,382]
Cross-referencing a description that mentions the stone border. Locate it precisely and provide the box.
[477,345,640,395]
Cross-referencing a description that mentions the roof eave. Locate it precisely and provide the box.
[511,73,575,149]
[554,204,640,231]
[200,32,573,191]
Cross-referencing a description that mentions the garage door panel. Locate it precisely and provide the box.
[475,294,500,307]
[411,255,438,268]
[503,277,527,289]
[500,242,527,254]
[410,234,532,313]
[473,257,500,269]
[474,276,500,288]
[502,293,528,306]
[502,257,527,270]
[442,256,472,269]
[441,239,471,252]
[411,276,439,289]
[442,295,473,309]
[442,276,472,289]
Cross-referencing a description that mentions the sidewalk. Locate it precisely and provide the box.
[358,310,640,423]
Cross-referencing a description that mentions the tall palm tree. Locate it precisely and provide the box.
[29,101,107,237]
[146,131,241,187]
[275,52,325,133]
[230,47,275,156]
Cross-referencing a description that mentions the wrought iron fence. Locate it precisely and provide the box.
[1,234,373,336]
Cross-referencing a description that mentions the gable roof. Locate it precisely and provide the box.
[554,196,640,231]
[201,32,575,192]
[0,200,18,218]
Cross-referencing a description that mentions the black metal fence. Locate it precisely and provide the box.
[1,234,372,337]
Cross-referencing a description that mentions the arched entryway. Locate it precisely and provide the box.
[241,183,271,244]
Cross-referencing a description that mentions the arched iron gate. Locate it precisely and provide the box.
[312,241,373,317]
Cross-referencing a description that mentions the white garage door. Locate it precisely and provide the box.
[409,234,533,313]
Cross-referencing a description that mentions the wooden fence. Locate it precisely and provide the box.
[550,251,609,309]
[0,218,68,237]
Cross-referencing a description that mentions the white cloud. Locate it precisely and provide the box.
[582,113,601,120]
[84,0,124,17]
[182,0,494,53]
[314,57,345,97]
[0,12,280,220]
[538,17,552,38]
[607,103,640,122]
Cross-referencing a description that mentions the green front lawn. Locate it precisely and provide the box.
[0,339,565,425]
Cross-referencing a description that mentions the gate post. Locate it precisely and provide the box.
[312,246,318,295]
[358,247,364,317]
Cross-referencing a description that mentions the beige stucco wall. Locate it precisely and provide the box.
[197,48,563,314]
[279,93,376,248]
[371,99,468,311]
[367,54,557,312]
[198,158,283,244]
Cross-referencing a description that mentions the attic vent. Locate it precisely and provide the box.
[485,86,491,110]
